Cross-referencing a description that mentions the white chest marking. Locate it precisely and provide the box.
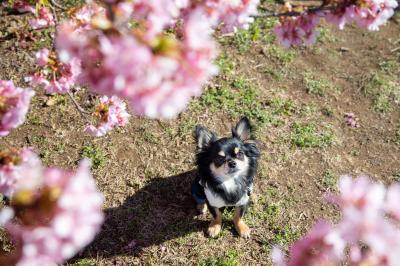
[204,179,250,208]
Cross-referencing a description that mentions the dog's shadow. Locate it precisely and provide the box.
[81,170,207,259]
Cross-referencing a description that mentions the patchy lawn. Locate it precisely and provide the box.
[1,4,399,266]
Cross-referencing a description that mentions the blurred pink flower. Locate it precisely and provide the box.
[385,184,400,221]
[26,49,81,94]
[35,48,50,67]
[29,7,55,30]
[325,0,398,31]
[182,0,260,32]
[0,159,104,266]
[273,221,345,266]
[275,13,320,48]
[0,148,42,198]
[274,176,400,266]
[84,96,130,137]
[0,80,34,136]
[56,6,217,119]
[131,0,186,38]
[12,1,35,13]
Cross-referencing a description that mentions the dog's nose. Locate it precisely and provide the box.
[228,160,236,168]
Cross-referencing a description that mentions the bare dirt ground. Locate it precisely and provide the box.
[0,3,399,266]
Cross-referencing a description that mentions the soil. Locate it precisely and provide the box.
[0,4,399,266]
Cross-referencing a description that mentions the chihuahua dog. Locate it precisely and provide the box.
[191,117,260,238]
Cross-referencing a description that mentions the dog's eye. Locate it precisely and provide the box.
[215,155,225,165]
[236,151,244,160]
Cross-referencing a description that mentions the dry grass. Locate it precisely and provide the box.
[1,5,400,265]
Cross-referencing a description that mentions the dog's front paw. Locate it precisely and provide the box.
[236,222,251,238]
[207,223,221,238]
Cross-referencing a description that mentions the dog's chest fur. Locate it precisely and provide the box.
[203,178,251,208]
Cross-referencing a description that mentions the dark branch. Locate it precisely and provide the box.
[255,5,335,18]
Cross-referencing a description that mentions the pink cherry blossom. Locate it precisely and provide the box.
[272,221,345,266]
[56,6,217,119]
[130,0,187,38]
[0,80,35,136]
[274,176,400,266]
[274,11,321,48]
[385,184,400,221]
[182,0,260,32]
[353,0,398,31]
[325,7,353,30]
[12,1,35,13]
[324,0,398,31]
[26,49,81,94]
[0,148,42,198]
[35,48,50,67]
[84,96,130,137]
[344,112,360,128]
[0,159,104,266]
[29,7,56,30]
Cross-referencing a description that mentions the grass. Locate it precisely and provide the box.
[321,106,334,117]
[143,131,160,144]
[72,259,95,266]
[215,53,235,75]
[290,122,335,148]
[300,103,318,117]
[395,126,400,145]
[270,224,300,246]
[316,27,337,44]
[31,135,48,145]
[178,117,197,139]
[361,64,399,113]
[1,5,400,265]
[317,170,337,192]
[198,250,241,266]
[267,45,297,67]
[193,76,273,126]
[223,17,277,53]
[81,144,107,169]
[303,72,333,97]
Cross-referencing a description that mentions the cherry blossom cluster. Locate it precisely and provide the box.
[344,112,360,128]
[25,48,81,94]
[180,0,260,32]
[12,1,55,29]
[274,9,321,48]
[0,148,104,266]
[56,2,218,118]
[0,80,34,136]
[275,0,398,48]
[0,148,41,197]
[84,95,130,137]
[273,175,400,266]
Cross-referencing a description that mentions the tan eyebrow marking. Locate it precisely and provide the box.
[234,147,240,154]
[218,151,225,156]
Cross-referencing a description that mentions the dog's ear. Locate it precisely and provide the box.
[244,142,260,158]
[194,125,217,150]
[232,117,252,141]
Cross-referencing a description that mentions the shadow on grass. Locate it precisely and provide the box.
[79,170,207,260]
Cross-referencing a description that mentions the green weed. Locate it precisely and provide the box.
[81,144,107,169]
[198,250,241,266]
[317,170,337,192]
[303,73,332,97]
[291,122,335,148]
[394,126,400,145]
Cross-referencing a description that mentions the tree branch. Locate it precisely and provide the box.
[255,5,334,18]
[50,0,67,11]
[67,91,91,118]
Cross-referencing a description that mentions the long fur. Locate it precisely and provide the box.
[194,118,260,208]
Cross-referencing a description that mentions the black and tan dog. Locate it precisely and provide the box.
[191,117,260,238]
